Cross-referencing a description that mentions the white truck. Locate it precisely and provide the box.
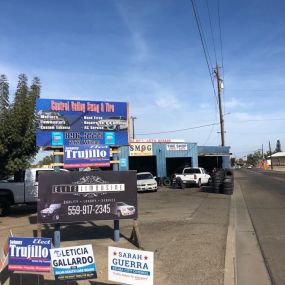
[0,168,64,216]
[172,167,211,188]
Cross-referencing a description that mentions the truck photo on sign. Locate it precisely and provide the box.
[37,171,137,223]
[36,98,129,147]
[8,237,51,272]
[50,244,96,281]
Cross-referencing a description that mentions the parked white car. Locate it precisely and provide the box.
[115,202,136,217]
[137,172,158,192]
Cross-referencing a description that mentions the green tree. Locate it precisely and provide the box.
[0,75,10,176]
[0,74,40,178]
[275,139,282,153]
[247,150,262,166]
[37,155,54,167]
[0,75,9,117]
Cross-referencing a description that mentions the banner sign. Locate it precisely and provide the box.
[50,244,96,281]
[36,98,129,147]
[166,144,188,151]
[0,231,11,272]
[38,170,137,224]
[64,145,110,168]
[8,237,51,272]
[129,143,152,156]
[108,246,154,285]
[130,139,185,143]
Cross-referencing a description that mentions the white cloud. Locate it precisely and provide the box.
[155,93,180,109]
[224,98,248,109]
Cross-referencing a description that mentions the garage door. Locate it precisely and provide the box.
[128,156,157,176]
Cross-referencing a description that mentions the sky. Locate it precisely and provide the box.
[1,0,285,159]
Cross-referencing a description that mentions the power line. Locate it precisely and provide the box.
[217,0,224,72]
[136,122,220,136]
[190,0,218,104]
[135,118,285,137]
[206,0,218,65]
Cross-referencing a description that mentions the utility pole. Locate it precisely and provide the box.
[214,64,225,146]
[130,116,137,139]
[269,141,273,170]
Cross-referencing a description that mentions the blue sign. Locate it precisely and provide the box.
[8,237,51,272]
[36,99,129,147]
[52,132,64,146]
[64,145,110,168]
[120,158,127,168]
[104,132,115,145]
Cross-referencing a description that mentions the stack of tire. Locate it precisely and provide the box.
[222,169,234,195]
[212,169,225,193]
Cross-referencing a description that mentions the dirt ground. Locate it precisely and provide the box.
[0,186,230,285]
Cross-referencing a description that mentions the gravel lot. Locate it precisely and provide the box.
[0,186,230,285]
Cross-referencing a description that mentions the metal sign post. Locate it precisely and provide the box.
[112,147,120,241]
[54,149,61,248]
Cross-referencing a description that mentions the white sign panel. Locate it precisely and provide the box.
[108,246,154,285]
[130,139,184,143]
[129,143,153,156]
[166,144,188,151]
[50,244,96,281]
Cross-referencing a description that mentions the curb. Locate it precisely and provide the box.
[224,186,236,285]
[224,179,271,285]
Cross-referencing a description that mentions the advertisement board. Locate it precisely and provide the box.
[50,244,96,281]
[37,171,137,224]
[36,99,129,147]
[129,143,153,156]
[64,145,110,168]
[8,237,51,272]
[166,144,188,151]
[108,246,154,285]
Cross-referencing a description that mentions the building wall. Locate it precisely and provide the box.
[198,146,231,168]
[119,142,197,176]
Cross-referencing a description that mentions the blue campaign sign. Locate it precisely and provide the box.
[8,237,52,272]
[64,145,110,168]
[36,99,129,147]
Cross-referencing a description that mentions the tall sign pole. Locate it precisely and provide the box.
[215,64,225,146]
[131,116,137,139]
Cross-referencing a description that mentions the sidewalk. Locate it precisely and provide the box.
[224,178,271,285]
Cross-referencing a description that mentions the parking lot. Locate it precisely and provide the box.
[0,186,231,285]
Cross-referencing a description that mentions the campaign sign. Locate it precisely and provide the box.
[64,145,110,168]
[36,98,129,147]
[50,244,96,281]
[38,170,137,224]
[8,237,51,272]
[108,246,154,285]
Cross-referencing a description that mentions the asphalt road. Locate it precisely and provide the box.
[0,185,231,285]
[236,169,285,285]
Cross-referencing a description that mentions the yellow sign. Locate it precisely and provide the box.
[129,143,153,156]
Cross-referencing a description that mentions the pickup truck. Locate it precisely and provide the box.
[172,167,211,188]
[0,168,65,216]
